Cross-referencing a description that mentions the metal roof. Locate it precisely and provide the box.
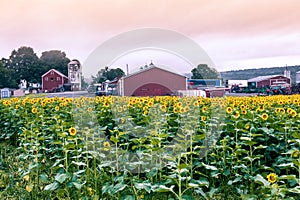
[41,69,68,78]
[123,63,187,79]
[247,75,284,82]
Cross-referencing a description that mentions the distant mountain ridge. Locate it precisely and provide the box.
[220,65,300,83]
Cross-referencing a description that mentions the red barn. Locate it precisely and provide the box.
[42,69,69,92]
[248,75,290,88]
[118,64,187,96]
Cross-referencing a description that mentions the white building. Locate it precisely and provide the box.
[296,71,300,84]
[1,88,13,98]
[227,80,248,88]
[68,59,82,91]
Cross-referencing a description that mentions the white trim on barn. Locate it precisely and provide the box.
[42,69,68,79]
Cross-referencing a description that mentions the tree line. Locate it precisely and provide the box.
[0,46,71,88]
[220,65,300,83]
[0,46,220,89]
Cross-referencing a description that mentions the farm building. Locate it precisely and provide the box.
[227,80,248,88]
[68,59,82,91]
[42,69,69,92]
[187,79,222,89]
[0,88,14,98]
[296,71,300,84]
[247,75,290,88]
[118,63,187,96]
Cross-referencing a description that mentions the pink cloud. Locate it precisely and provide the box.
[1,0,300,74]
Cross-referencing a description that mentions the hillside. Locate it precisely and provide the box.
[220,65,300,83]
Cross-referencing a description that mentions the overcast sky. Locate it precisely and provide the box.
[1,0,300,77]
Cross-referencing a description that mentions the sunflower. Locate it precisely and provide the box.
[177,107,183,113]
[233,112,240,119]
[161,105,166,111]
[291,110,297,117]
[104,101,109,107]
[55,106,60,111]
[31,107,37,114]
[291,150,299,158]
[143,106,148,111]
[87,107,93,113]
[226,107,233,114]
[147,101,154,107]
[3,101,9,106]
[87,187,93,196]
[293,99,298,104]
[103,141,110,151]
[261,113,268,120]
[201,116,206,121]
[23,175,30,181]
[241,110,247,115]
[202,107,207,113]
[69,127,77,136]
[121,118,125,124]
[258,105,264,112]
[176,102,183,107]
[279,108,285,114]
[184,106,190,112]
[173,107,179,114]
[244,124,250,130]
[267,173,277,183]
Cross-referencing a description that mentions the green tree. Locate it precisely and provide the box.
[0,59,18,88]
[40,50,70,76]
[92,67,125,83]
[81,76,89,90]
[191,64,220,79]
[4,46,41,83]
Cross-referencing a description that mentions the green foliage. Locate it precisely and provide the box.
[92,67,125,83]
[0,60,17,88]
[191,64,220,79]
[1,46,72,88]
[4,46,41,83]
[0,95,299,199]
[40,50,70,76]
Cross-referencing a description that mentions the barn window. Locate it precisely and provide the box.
[51,71,54,75]
[45,77,48,81]
[57,77,60,81]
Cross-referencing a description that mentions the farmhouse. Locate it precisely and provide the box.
[42,69,69,92]
[247,75,290,88]
[118,63,187,96]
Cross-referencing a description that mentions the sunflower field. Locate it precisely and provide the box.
[0,95,299,199]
